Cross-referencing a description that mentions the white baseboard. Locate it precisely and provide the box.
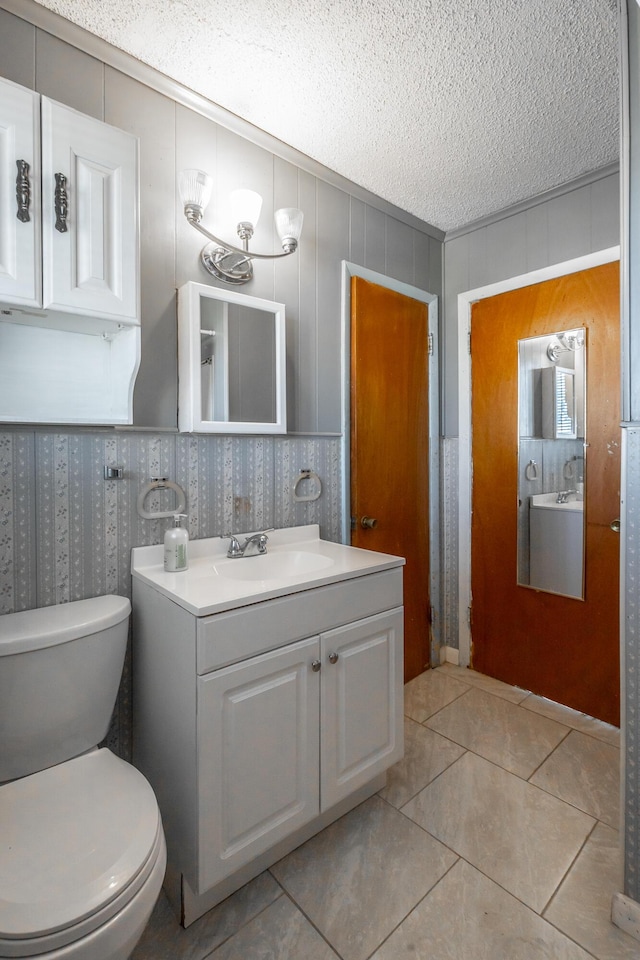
[439,645,460,666]
[612,892,640,942]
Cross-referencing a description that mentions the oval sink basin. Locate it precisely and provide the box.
[214,550,334,582]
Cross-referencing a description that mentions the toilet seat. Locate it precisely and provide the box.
[0,749,163,958]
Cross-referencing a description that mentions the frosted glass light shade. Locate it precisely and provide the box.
[275,208,304,249]
[229,189,263,228]
[179,169,213,213]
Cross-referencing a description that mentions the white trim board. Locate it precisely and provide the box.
[456,245,620,667]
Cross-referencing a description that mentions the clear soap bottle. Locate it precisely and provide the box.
[164,513,189,572]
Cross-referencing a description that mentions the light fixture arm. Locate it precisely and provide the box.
[185,209,294,261]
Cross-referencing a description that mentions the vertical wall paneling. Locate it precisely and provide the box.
[0,9,35,90]
[316,180,350,434]
[35,31,104,120]
[175,104,218,289]
[349,196,366,269]
[105,68,178,428]
[273,156,302,434]
[385,217,415,288]
[525,203,549,274]
[364,203,387,275]
[296,170,319,434]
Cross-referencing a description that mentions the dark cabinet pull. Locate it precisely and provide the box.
[54,173,68,233]
[15,159,30,222]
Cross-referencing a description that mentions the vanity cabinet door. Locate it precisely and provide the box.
[0,77,40,307]
[196,636,320,892]
[41,97,139,322]
[320,608,404,810]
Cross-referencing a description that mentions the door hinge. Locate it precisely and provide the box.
[428,332,434,356]
[467,605,473,628]
[468,328,472,355]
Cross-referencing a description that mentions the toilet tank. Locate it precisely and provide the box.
[0,595,130,782]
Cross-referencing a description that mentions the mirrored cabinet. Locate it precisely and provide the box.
[0,76,140,424]
[178,281,287,434]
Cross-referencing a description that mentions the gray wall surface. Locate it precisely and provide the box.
[0,6,442,435]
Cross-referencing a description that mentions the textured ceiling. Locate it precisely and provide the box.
[32,0,620,232]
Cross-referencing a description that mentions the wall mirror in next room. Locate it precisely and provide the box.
[517,328,586,600]
[177,281,286,434]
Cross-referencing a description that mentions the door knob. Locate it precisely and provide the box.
[610,518,621,533]
[328,652,339,664]
[360,516,378,529]
[311,659,321,672]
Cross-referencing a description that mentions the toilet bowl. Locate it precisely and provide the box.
[0,597,166,960]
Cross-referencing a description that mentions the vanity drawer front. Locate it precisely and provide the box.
[197,568,403,674]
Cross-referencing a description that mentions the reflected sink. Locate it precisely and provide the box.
[214,550,335,582]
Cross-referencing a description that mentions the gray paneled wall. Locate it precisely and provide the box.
[443,169,619,437]
[0,6,442,435]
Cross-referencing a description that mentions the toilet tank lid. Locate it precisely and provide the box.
[0,596,131,656]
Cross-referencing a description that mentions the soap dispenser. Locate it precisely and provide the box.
[164,514,189,572]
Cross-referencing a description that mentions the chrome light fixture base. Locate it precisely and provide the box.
[201,243,254,285]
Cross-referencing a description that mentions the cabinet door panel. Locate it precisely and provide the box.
[41,97,138,321]
[0,77,40,306]
[197,636,320,891]
[321,608,404,810]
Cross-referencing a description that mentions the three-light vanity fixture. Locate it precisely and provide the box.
[178,169,304,285]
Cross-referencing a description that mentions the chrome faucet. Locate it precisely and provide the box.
[556,490,571,504]
[221,531,270,558]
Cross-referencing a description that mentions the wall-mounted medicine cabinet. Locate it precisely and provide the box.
[0,76,140,424]
[178,281,287,434]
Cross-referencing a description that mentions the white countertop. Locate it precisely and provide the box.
[131,524,405,617]
[530,492,584,512]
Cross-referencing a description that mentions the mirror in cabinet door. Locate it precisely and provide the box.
[178,281,286,434]
[0,76,140,425]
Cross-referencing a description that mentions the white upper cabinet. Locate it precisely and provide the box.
[40,97,138,321]
[0,77,141,425]
[0,79,41,306]
[0,77,139,323]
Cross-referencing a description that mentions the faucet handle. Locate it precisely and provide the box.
[221,533,243,558]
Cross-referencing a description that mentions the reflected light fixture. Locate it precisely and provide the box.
[179,169,304,285]
[546,329,585,362]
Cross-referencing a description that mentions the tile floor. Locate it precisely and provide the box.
[132,664,637,960]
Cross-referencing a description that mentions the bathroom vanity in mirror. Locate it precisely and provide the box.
[177,281,286,433]
[131,526,404,925]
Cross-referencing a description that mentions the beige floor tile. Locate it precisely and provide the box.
[401,751,594,913]
[370,859,593,960]
[404,669,470,722]
[521,693,621,746]
[208,895,339,960]
[437,664,530,703]
[425,686,568,778]
[131,872,282,960]
[530,729,620,827]
[271,795,457,960]
[378,718,465,808]
[545,823,639,959]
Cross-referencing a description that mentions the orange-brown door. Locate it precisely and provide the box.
[350,276,430,682]
[470,261,620,725]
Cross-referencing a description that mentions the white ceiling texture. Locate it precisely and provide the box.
[33,0,620,233]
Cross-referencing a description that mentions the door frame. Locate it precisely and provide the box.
[340,261,441,663]
[457,244,621,668]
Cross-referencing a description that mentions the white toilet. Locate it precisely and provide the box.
[0,595,166,960]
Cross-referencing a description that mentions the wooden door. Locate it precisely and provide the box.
[320,609,404,809]
[350,277,430,682]
[470,262,620,725]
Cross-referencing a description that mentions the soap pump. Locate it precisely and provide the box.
[164,513,189,572]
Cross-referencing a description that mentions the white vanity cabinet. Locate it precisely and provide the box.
[0,75,139,321]
[131,528,404,925]
[197,609,402,892]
